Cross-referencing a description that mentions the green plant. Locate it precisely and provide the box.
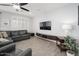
[64,36,79,56]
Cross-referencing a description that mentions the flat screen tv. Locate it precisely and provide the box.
[40,21,51,30]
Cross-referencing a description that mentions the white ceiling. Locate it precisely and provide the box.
[24,3,69,15]
[0,3,70,17]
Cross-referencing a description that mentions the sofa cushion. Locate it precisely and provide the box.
[11,31,19,36]
[0,38,9,42]
[12,36,20,38]
[0,43,15,53]
[18,48,32,56]
[0,40,13,48]
[19,30,27,35]
[21,34,30,37]
[11,49,23,56]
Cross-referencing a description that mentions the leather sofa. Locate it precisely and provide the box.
[5,30,31,42]
[0,40,13,48]
[0,43,32,56]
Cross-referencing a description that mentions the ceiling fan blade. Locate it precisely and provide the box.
[20,7,29,12]
[20,3,28,6]
[0,4,12,6]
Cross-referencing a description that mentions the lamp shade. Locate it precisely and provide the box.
[62,24,72,30]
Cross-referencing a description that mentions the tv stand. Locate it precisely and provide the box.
[36,33,64,43]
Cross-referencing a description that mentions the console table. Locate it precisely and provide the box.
[36,33,64,43]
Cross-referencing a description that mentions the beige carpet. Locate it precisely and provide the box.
[16,37,66,56]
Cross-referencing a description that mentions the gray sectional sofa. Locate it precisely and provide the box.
[5,30,31,42]
[0,30,32,56]
[0,43,32,56]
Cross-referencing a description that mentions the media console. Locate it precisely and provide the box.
[36,33,64,43]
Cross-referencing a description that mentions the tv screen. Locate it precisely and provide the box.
[40,21,51,30]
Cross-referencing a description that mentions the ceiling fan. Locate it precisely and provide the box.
[0,3,30,12]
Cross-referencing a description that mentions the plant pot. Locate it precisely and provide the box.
[66,50,75,56]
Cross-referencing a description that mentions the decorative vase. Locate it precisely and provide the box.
[66,50,75,56]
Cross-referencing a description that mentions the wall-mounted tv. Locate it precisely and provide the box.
[40,21,51,30]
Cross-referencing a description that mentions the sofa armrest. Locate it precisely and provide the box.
[0,43,15,53]
[18,48,32,56]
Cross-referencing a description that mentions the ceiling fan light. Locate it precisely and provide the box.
[13,5,20,9]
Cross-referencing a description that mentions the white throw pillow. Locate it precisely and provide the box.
[2,32,8,38]
[0,38,9,42]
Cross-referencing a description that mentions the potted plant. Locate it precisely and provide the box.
[66,50,75,56]
[64,36,79,56]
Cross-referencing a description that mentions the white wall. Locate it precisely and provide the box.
[0,11,32,32]
[33,3,79,39]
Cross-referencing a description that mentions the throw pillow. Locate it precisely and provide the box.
[2,32,8,38]
[0,38,9,42]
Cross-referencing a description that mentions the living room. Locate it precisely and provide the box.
[0,3,79,56]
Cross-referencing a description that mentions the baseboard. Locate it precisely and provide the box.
[36,36,56,43]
